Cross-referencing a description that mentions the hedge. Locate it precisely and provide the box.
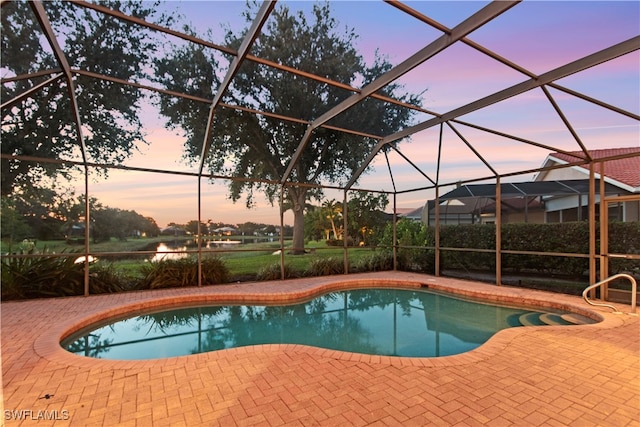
[384,220,639,279]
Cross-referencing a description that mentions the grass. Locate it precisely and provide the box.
[219,246,375,277]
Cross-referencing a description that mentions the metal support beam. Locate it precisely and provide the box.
[347,35,640,189]
[198,0,276,175]
[393,36,639,144]
[434,185,440,276]
[0,73,64,111]
[434,124,444,276]
[72,68,383,140]
[71,0,432,117]
[450,118,588,160]
[392,193,398,270]
[30,1,92,296]
[495,176,502,286]
[446,122,498,176]
[282,0,519,184]
[279,186,286,280]
[541,85,591,161]
[589,163,597,290]
[384,150,397,193]
[389,145,436,186]
[600,162,609,290]
[549,82,640,122]
[436,123,443,185]
[387,0,537,80]
[195,1,275,285]
[343,190,349,274]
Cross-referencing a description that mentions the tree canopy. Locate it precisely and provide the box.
[1,1,172,197]
[154,2,422,253]
[0,193,160,243]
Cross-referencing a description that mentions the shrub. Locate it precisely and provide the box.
[307,256,344,276]
[609,221,640,276]
[256,262,301,280]
[138,256,229,289]
[379,220,639,279]
[1,249,130,300]
[379,219,435,273]
[351,251,394,273]
[397,247,436,273]
[439,224,495,272]
[1,249,84,299]
[89,263,136,293]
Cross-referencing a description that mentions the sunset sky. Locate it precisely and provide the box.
[75,1,639,228]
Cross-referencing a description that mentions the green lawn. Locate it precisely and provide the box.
[221,246,375,276]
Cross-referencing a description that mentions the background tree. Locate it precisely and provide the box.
[62,196,160,242]
[304,193,390,245]
[186,220,208,236]
[0,196,33,243]
[0,186,89,243]
[154,2,421,254]
[264,224,279,236]
[108,209,160,240]
[345,192,390,246]
[322,199,343,240]
[237,222,260,236]
[6,186,73,241]
[304,206,330,242]
[1,1,171,197]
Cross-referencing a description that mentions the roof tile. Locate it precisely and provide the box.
[550,147,640,188]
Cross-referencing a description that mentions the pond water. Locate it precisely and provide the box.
[142,238,274,261]
[61,288,596,360]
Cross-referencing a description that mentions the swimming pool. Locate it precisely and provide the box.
[61,288,596,360]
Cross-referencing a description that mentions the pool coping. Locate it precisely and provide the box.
[30,272,625,370]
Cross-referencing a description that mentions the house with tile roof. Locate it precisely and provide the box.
[534,147,640,223]
[422,147,640,225]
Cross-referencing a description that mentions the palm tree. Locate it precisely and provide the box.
[323,200,343,240]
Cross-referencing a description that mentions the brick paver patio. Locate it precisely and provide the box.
[2,272,638,426]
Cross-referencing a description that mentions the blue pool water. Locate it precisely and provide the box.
[62,288,595,360]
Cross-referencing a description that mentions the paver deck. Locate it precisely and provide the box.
[2,272,639,426]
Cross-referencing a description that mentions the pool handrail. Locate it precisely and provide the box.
[582,273,637,314]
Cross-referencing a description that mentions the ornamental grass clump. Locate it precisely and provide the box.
[351,251,394,273]
[89,263,135,293]
[1,248,130,300]
[256,262,300,281]
[138,256,229,289]
[1,249,83,299]
[306,256,344,276]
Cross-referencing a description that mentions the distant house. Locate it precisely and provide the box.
[534,147,640,223]
[65,223,90,241]
[213,226,237,236]
[395,207,423,221]
[160,225,188,236]
[422,147,640,225]
[422,185,547,225]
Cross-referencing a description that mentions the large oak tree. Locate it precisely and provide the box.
[1,1,171,197]
[154,2,422,252]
